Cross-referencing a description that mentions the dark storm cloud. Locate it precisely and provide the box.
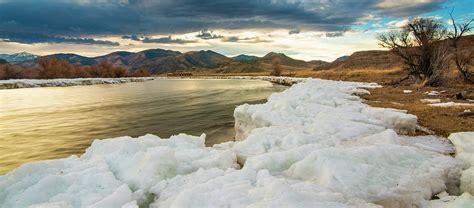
[289,29,301,35]
[141,36,197,44]
[196,29,223,40]
[0,0,448,45]
[0,31,120,46]
[377,0,447,17]
[325,32,344,38]
[122,34,142,41]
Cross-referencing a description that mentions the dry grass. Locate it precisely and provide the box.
[191,71,271,76]
[294,68,406,84]
[360,86,474,137]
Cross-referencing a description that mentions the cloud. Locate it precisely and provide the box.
[0,31,119,46]
[0,0,449,40]
[325,32,344,37]
[196,29,223,40]
[122,34,197,44]
[222,36,271,43]
[289,28,300,35]
[386,19,410,29]
[141,36,196,44]
[375,0,446,16]
[121,34,141,41]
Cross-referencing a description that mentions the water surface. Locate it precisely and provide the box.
[0,79,286,174]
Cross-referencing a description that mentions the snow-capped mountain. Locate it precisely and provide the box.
[0,52,38,62]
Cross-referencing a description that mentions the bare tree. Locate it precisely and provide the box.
[270,58,282,76]
[377,17,448,86]
[0,64,22,80]
[448,10,474,83]
[428,43,451,86]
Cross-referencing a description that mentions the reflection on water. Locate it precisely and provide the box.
[0,79,286,174]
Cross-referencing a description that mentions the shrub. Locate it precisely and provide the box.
[270,58,282,76]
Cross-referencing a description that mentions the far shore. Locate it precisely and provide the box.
[0,77,155,90]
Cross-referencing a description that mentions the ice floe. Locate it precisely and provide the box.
[0,78,471,208]
[0,77,154,89]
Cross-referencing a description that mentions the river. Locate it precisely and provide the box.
[0,78,286,174]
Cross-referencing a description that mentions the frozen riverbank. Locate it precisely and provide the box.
[159,75,305,86]
[0,77,155,89]
[1,78,473,207]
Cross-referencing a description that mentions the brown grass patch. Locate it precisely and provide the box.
[295,68,407,84]
[360,86,474,137]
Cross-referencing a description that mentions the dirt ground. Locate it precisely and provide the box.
[191,68,474,136]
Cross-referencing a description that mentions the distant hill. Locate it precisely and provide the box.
[308,60,329,67]
[217,52,328,73]
[261,52,312,68]
[0,58,7,64]
[46,53,98,65]
[233,54,258,61]
[315,51,403,71]
[137,50,231,73]
[333,55,350,63]
[12,49,329,74]
[0,52,37,62]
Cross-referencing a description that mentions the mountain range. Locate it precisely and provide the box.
[0,52,38,62]
[12,49,328,74]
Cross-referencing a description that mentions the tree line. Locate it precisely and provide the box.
[0,57,150,80]
[377,11,473,86]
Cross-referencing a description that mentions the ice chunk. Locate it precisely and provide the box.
[285,144,460,207]
[420,98,441,104]
[461,167,474,195]
[429,102,474,107]
[0,156,133,208]
[449,132,474,195]
[425,91,440,96]
[149,168,381,208]
[430,193,474,208]
[449,132,474,166]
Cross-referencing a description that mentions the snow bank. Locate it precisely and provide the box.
[234,79,415,142]
[429,102,474,107]
[0,77,154,89]
[0,78,468,208]
[0,134,237,207]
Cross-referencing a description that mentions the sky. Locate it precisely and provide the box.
[0,0,473,61]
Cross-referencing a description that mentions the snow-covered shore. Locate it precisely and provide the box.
[0,77,155,89]
[160,75,305,86]
[1,78,473,207]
